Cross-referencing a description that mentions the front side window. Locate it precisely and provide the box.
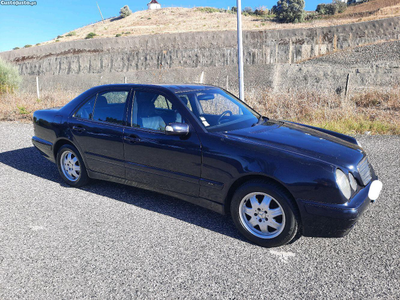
[92,91,129,125]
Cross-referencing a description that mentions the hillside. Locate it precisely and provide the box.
[34,0,400,47]
[332,0,400,18]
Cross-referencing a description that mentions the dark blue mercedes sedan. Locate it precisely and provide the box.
[32,84,383,247]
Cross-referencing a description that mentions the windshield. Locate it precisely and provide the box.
[175,88,260,132]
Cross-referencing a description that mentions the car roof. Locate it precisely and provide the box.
[93,84,219,94]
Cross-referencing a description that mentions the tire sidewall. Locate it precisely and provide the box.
[56,144,88,187]
[231,181,298,248]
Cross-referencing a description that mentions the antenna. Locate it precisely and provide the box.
[97,2,105,23]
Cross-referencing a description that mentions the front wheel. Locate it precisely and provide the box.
[231,180,299,247]
[56,144,89,187]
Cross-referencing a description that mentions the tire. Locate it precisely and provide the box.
[230,180,299,247]
[56,144,89,187]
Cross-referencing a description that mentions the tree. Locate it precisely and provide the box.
[334,0,347,13]
[243,7,254,14]
[316,1,347,15]
[120,5,132,18]
[274,0,305,23]
[316,3,327,14]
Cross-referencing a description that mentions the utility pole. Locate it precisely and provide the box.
[97,2,105,23]
[237,0,244,101]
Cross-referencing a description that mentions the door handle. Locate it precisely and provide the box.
[72,126,85,133]
[124,135,141,143]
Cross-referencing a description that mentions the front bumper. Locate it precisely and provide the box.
[298,178,382,237]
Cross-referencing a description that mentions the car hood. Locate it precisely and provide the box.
[224,120,364,167]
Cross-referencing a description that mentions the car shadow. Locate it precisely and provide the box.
[0,147,246,243]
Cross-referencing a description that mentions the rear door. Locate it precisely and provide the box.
[123,88,202,197]
[69,88,132,179]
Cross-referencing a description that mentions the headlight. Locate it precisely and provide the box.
[335,169,351,200]
[348,173,358,191]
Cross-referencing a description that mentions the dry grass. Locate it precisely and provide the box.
[0,90,77,121]
[246,88,400,135]
[1,88,399,135]
[28,3,400,48]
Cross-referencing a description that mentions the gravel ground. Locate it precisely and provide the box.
[302,40,400,66]
[0,122,399,299]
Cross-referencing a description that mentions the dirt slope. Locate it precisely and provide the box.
[36,1,400,47]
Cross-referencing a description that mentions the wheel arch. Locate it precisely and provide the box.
[224,174,300,220]
[53,138,80,161]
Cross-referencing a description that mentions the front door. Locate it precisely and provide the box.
[69,88,131,179]
[123,89,202,197]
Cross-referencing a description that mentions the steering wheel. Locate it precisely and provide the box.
[217,110,233,124]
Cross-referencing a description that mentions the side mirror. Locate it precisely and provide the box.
[165,123,190,136]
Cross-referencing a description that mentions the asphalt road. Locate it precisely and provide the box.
[0,122,399,299]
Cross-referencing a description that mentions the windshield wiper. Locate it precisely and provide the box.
[252,116,268,127]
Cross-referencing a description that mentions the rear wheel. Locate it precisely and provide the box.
[56,144,89,187]
[231,180,299,247]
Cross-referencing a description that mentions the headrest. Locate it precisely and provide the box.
[96,95,108,107]
[138,100,155,117]
[179,96,188,105]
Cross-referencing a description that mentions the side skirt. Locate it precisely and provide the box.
[87,169,225,215]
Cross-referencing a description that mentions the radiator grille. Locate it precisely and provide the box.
[357,157,372,186]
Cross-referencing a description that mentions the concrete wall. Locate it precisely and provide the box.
[0,16,399,95]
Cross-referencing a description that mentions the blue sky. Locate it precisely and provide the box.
[0,0,325,52]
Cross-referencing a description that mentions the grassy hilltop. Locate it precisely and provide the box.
[30,0,400,47]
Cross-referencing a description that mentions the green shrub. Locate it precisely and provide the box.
[13,47,20,50]
[36,43,40,46]
[254,6,269,16]
[17,105,29,115]
[196,7,223,13]
[57,35,64,39]
[24,44,32,48]
[115,34,122,37]
[273,0,305,23]
[0,58,22,94]
[66,31,76,37]
[120,5,132,18]
[316,1,347,15]
[85,32,97,39]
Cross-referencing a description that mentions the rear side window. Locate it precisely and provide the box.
[75,95,97,120]
[92,91,129,125]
